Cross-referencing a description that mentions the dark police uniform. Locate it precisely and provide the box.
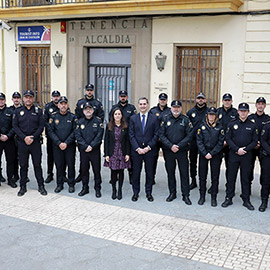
[75,84,104,121]
[248,106,270,190]
[187,102,208,184]
[75,104,104,196]
[13,91,46,195]
[47,99,76,192]
[44,97,59,181]
[0,100,16,187]
[260,123,270,211]
[150,97,171,183]
[197,108,225,204]
[217,103,238,180]
[159,101,193,204]
[222,103,258,209]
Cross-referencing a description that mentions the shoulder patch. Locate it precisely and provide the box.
[197,129,201,135]
[261,129,265,136]
[100,123,104,128]
[221,129,225,136]
[189,122,193,128]
[49,118,53,124]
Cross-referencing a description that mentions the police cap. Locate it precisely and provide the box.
[83,102,93,109]
[207,107,217,115]
[256,97,266,104]
[0,93,6,100]
[51,90,60,97]
[85,84,94,91]
[171,100,182,107]
[12,92,21,98]
[159,93,168,100]
[238,102,249,111]
[222,93,232,100]
[23,90,34,97]
[58,96,68,103]
[119,90,128,96]
[196,92,206,99]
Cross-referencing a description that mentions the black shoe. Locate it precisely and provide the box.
[38,186,47,196]
[78,187,89,197]
[8,181,17,188]
[112,187,117,200]
[0,174,6,182]
[259,199,268,212]
[146,194,154,202]
[75,175,82,183]
[211,197,217,207]
[189,178,197,190]
[117,189,122,200]
[182,196,192,205]
[208,186,212,194]
[221,198,233,208]
[243,200,254,211]
[17,186,27,196]
[68,186,75,193]
[95,190,102,198]
[54,186,63,193]
[131,194,139,202]
[166,193,176,202]
[45,174,53,184]
[198,195,205,205]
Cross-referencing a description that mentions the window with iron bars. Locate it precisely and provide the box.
[176,47,221,114]
[21,47,51,108]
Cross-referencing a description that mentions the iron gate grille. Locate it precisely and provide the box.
[177,47,221,113]
[21,47,51,108]
[90,64,131,123]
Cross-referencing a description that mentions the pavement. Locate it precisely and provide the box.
[0,146,269,270]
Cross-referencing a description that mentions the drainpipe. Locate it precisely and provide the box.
[0,29,6,94]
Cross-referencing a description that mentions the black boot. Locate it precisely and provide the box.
[78,186,89,196]
[7,179,17,188]
[118,178,124,200]
[259,199,268,212]
[189,177,197,190]
[211,195,217,207]
[111,184,117,200]
[18,186,27,196]
[38,185,48,196]
[198,194,205,205]
[243,199,254,211]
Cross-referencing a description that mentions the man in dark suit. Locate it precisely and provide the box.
[129,97,159,202]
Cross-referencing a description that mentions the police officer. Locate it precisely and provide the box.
[75,84,104,120]
[197,107,225,207]
[0,93,16,188]
[248,97,270,194]
[187,92,208,190]
[10,91,22,183]
[159,100,193,205]
[75,84,104,183]
[260,122,270,212]
[44,90,61,183]
[150,93,171,183]
[222,102,258,210]
[75,102,104,197]
[109,90,136,184]
[217,93,238,185]
[13,90,47,196]
[47,96,76,193]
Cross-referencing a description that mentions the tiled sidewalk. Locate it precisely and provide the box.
[0,186,269,270]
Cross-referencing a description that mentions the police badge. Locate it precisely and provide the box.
[81,124,85,129]
[234,124,238,130]
[202,126,206,130]
[49,108,53,113]
[55,119,59,125]
[20,111,24,116]
[167,121,171,126]
[192,113,196,118]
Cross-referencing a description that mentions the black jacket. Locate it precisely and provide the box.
[159,112,193,151]
[261,123,270,156]
[217,106,238,129]
[13,105,44,142]
[197,120,225,156]
[248,112,270,141]
[104,124,130,157]
[75,116,104,151]
[0,105,14,139]
[47,111,76,147]
[149,104,171,122]
[226,118,258,153]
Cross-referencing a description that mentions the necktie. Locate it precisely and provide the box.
[142,114,146,133]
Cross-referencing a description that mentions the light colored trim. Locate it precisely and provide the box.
[0,0,244,20]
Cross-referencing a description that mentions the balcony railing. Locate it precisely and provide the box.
[5,0,121,8]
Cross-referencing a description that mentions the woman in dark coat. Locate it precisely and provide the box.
[104,108,131,200]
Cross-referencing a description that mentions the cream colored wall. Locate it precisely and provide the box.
[151,15,247,109]
[1,22,67,106]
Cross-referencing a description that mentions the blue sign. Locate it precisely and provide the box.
[18,25,51,44]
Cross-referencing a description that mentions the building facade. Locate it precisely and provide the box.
[0,0,269,115]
